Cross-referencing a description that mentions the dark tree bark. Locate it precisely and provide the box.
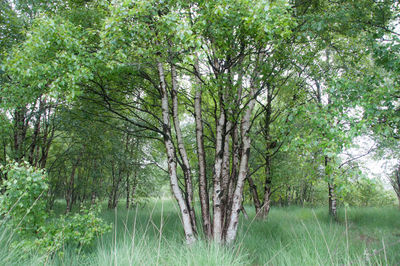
[126,172,130,209]
[260,155,272,218]
[108,161,123,209]
[247,175,261,214]
[66,156,81,213]
[28,98,43,165]
[38,104,56,169]
[13,106,29,162]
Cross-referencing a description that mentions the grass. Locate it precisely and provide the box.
[1,200,400,265]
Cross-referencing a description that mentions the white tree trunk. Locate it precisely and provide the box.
[194,60,211,238]
[212,96,226,243]
[171,64,197,233]
[225,88,256,244]
[158,61,196,244]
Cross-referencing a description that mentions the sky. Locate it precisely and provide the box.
[343,136,397,189]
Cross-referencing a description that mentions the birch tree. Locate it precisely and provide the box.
[100,0,295,243]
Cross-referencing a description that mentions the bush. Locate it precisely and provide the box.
[0,161,48,236]
[37,204,112,256]
[0,161,111,257]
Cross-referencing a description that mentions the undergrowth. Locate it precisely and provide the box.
[1,200,399,265]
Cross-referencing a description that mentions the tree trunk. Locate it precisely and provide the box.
[107,193,113,209]
[194,59,211,238]
[224,69,244,232]
[130,140,139,208]
[158,61,196,244]
[326,157,337,219]
[171,63,197,233]
[39,115,55,169]
[80,193,85,205]
[212,94,226,243]
[66,157,80,213]
[287,185,292,206]
[220,121,232,231]
[13,107,28,162]
[91,191,96,206]
[302,180,310,206]
[247,175,261,215]
[126,172,130,209]
[396,165,400,209]
[131,183,137,207]
[112,186,119,209]
[108,183,120,209]
[28,99,43,165]
[260,155,272,218]
[224,123,240,231]
[262,188,271,218]
[108,162,116,209]
[108,163,122,209]
[260,87,273,219]
[397,195,400,210]
[240,204,249,220]
[328,182,337,218]
[225,87,256,244]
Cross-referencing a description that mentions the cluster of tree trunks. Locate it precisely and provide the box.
[61,133,142,213]
[11,97,57,167]
[155,40,260,242]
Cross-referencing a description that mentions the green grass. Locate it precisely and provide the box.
[1,200,400,265]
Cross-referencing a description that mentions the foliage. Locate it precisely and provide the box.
[0,162,111,257]
[0,161,49,235]
[2,15,94,106]
[36,204,112,256]
[337,176,396,207]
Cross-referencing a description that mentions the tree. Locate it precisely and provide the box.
[99,0,297,244]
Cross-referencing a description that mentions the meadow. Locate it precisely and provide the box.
[1,199,399,266]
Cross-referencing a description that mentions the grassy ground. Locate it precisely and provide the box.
[1,200,400,265]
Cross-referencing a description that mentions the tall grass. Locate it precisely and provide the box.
[1,200,399,265]
[237,206,400,265]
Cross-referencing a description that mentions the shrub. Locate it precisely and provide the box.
[0,161,48,236]
[37,204,112,256]
[0,161,111,257]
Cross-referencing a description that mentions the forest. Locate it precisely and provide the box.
[0,0,400,265]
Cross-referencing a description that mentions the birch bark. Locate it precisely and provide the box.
[171,64,197,233]
[212,99,226,243]
[194,60,211,238]
[158,61,196,244]
[225,87,256,244]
